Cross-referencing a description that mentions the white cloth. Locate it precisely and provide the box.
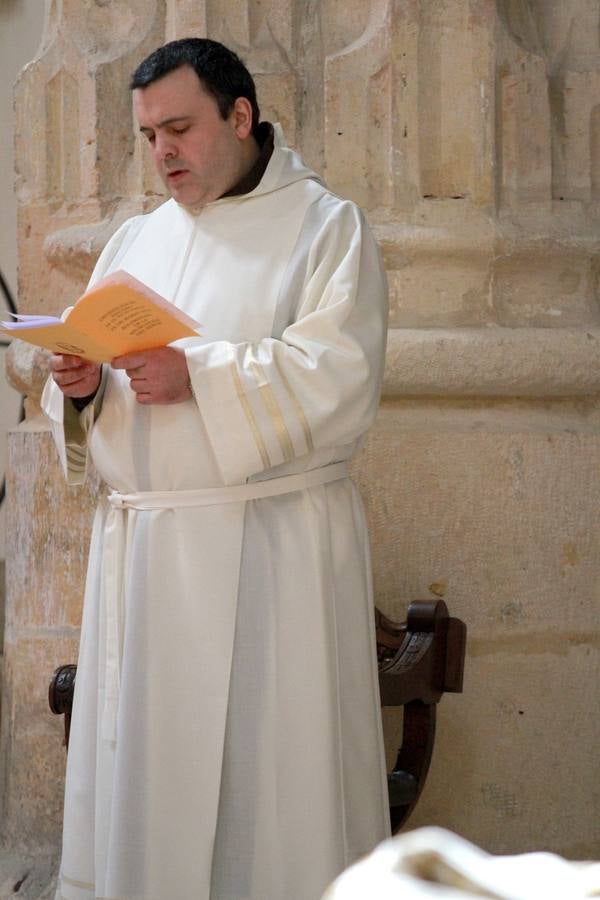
[322,827,600,900]
[43,124,390,900]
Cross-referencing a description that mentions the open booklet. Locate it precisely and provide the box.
[0,270,201,363]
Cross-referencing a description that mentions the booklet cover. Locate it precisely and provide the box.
[0,271,201,363]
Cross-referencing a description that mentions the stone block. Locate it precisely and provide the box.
[2,727,67,850]
[1,634,79,733]
[356,404,600,632]
[0,634,77,847]
[354,399,600,856]
[6,424,97,632]
[409,645,600,859]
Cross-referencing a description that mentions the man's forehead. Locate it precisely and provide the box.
[132,65,212,122]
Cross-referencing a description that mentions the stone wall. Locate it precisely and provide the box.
[2,0,600,863]
[0,2,43,585]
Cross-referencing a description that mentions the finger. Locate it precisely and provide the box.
[50,353,84,371]
[125,366,145,379]
[51,359,99,381]
[112,353,147,370]
[53,375,98,398]
[128,378,148,392]
[53,365,97,385]
[53,369,88,387]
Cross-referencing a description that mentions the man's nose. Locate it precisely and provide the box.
[154,134,177,160]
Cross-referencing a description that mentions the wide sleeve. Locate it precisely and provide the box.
[41,216,143,484]
[185,199,388,485]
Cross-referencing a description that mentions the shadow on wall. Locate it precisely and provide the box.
[0,268,24,508]
[0,269,24,667]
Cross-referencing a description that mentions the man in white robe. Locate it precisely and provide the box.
[43,38,390,900]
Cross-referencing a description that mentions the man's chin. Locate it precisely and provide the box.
[163,173,193,203]
[165,182,196,206]
[168,184,218,211]
[171,191,205,212]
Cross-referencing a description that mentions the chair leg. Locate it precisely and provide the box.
[389,700,436,832]
[48,664,77,750]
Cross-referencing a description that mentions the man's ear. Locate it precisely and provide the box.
[232,97,254,139]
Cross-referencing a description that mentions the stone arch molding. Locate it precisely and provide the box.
[497,0,600,70]
[14,0,166,292]
[497,0,600,204]
[60,0,163,62]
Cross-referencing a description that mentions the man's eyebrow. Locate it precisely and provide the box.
[139,116,192,132]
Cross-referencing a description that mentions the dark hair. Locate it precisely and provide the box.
[130,38,261,138]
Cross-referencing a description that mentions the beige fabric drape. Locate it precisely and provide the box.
[323,827,600,900]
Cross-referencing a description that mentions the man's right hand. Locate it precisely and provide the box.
[50,354,102,399]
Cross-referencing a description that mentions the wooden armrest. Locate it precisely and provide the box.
[48,664,77,748]
[376,599,467,831]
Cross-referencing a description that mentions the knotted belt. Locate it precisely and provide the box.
[101,462,349,741]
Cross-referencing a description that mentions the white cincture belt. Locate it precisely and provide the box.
[107,461,349,509]
[101,462,349,742]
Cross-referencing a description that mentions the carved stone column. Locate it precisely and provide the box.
[1,344,97,851]
[347,0,600,859]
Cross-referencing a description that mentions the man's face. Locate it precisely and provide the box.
[133,65,249,208]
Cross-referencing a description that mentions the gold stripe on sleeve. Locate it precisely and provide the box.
[61,871,95,890]
[274,360,315,454]
[61,871,131,899]
[229,362,272,470]
[250,361,295,463]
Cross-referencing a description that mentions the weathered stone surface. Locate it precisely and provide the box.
[383,328,600,397]
[411,645,600,859]
[6,426,97,632]
[5,342,50,419]
[0,422,96,847]
[5,343,50,399]
[0,631,77,848]
[0,845,57,899]
[354,411,600,633]
[353,405,600,856]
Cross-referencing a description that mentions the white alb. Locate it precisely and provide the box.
[43,124,390,900]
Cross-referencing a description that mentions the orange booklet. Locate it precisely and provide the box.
[0,270,201,363]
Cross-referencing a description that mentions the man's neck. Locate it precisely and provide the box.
[237,135,261,179]
[221,123,274,199]
[180,124,274,213]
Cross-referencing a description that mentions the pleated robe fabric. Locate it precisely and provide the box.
[43,125,391,900]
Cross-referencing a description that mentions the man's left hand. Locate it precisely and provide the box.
[111,347,192,405]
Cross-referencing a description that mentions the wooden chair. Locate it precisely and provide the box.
[49,598,466,832]
[376,599,466,831]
